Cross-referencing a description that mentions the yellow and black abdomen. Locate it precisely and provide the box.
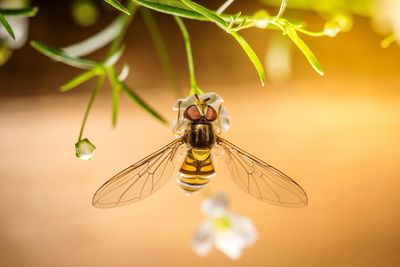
[179,122,216,193]
[178,150,215,193]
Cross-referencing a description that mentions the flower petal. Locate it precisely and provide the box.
[202,192,229,217]
[172,92,223,111]
[215,229,246,260]
[219,106,230,132]
[192,221,214,257]
[171,92,230,135]
[201,92,223,108]
[230,214,258,247]
[172,94,196,111]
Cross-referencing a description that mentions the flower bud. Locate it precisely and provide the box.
[324,21,341,37]
[75,138,96,160]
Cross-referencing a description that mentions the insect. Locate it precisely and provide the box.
[92,93,308,208]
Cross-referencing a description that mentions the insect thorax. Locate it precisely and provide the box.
[184,122,215,160]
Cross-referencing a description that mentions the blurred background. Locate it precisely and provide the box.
[0,0,400,266]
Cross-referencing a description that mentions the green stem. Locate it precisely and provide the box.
[77,74,105,142]
[106,67,121,127]
[296,27,325,37]
[174,16,203,96]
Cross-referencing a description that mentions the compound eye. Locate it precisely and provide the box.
[205,105,217,121]
[184,105,201,121]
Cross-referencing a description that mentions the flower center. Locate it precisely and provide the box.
[212,216,231,231]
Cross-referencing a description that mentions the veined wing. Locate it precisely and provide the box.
[217,137,308,207]
[93,138,185,208]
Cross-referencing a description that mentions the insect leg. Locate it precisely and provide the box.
[173,100,182,135]
[216,105,222,135]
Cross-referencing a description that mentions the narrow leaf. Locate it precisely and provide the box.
[133,0,205,20]
[60,69,99,92]
[181,0,226,28]
[62,17,123,57]
[0,13,15,39]
[103,0,130,15]
[31,41,97,69]
[230,31,266,85]
[276,0,287,18]
[217,0,235,15]
[286,29,324,75]
[0,6,38,17]
[181,0,266,85]
[121,83,167,124]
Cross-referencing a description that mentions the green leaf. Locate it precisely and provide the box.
[31,41,97,69]
[103,0,130,15]
[230,31,266,85]
[62,17,124,58]
[60,68,100,92]
[286,29,324,76]
[0,13,15,39]
[276,0,287,18]
[121,83,167,124]
[0,6,38,17]
[181,0,226,28]
[133,0,205,20]
[181,0,266,85]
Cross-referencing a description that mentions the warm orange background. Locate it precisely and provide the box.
[0,2,400,267]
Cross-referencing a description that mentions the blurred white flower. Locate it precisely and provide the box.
[0,0,29,50]
[253,10,270,29]
[172,92,230,135]
[192,192,257,260]
[265,34,292,82]
[372,0,400,44]
[75,138,96,160]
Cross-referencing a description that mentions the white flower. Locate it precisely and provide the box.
[265,34,292,81]
[172,92,230,135]
[75,138,96,160]
[372,0,400,44]
[324,21,341,37]
[192,192,257,260]
[0,0,29,50]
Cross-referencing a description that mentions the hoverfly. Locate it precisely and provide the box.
[92,93,308,208]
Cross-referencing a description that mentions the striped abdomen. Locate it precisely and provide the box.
[178,150,215,193]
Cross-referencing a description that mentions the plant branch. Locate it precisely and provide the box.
[174,16,203,96]
[78,74,105,142]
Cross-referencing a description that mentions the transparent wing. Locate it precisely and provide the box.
[217,137,308,207]
[93,138,185,208]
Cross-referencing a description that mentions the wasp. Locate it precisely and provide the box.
[93,93,308,208]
